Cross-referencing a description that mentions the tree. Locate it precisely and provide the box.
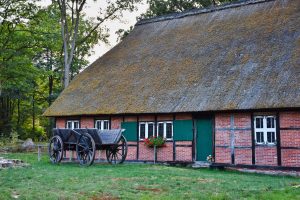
[55,0,142,88]
[31,4,102,137]
[141,0,237,18]
[0,0,40,137]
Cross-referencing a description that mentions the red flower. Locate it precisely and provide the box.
[144,136,166,148]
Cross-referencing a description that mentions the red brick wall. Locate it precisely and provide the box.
[280,112,300,128]
[235,148,252,165]
[215,130,230,146]
[215,114,231,129]
[81,117,94,128]
[175,141,192,161]
[255,146,277,166]
[234,114,252,165]
[281,149,300,167]
[127,142,138,160]
[214,111,300,167]
[56,118,65,128]
[235,130,252,165]
[138,142,176,162]
[139,141,155,161]
[215,147,231,163]
[157,142,173,161]
[111,116,122,129]
[280,112,300,167]
[215,113,252,165]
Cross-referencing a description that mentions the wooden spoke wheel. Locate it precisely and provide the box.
[48,136,63,164]
[106,135,128,164]
[76,133,96,166]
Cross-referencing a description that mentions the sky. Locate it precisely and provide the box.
[39,0,148,64]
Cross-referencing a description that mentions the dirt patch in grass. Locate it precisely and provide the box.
[196,178,215,183]
[111,177,140,181]
[135,186,162,193]
[89,194,119,200]
[170,176,215,183]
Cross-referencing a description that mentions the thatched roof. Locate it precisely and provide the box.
[44,0,300,117]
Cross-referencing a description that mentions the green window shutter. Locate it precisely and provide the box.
[173,120,193,141]
[121,122,137,141]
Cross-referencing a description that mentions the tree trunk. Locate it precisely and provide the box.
[17,98,20,128]
[64,62,70,88]
[32,93,35,135]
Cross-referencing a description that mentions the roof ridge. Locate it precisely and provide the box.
[136,0,276,26]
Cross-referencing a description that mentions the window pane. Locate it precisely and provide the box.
[95,121,100,129]
[267,117,275,128]
[74,122,79,129]
[256,132,264,143]
[166,123,172,139]
[255,118,263,128]
[103,121,109,130]
[267,132,275,143]
[148,124,154,137]
[158,123,164,138]
[67,122,72,129]
[140,124,145,139]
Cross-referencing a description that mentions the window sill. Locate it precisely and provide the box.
[139,139,173,142]
[255,143,277,147]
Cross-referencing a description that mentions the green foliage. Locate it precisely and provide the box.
[0,153,300,199]
[0,1,118,141]
[144,136,166,148]
[141,0,238,18]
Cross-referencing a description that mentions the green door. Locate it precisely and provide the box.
[196,118,213,161]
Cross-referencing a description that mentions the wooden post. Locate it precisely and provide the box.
[98,150,102,162]
[230,115,235,164]
[69,151,73,161]
[38,145,41,161]
[154,145,156,164]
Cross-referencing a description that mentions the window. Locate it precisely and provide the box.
[95,120,110,130]
[66,120,79,129]
[157,121,173,140]
[139,122,154,140]
[254,116,276,144]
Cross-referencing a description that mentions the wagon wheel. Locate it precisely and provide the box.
[48,135,64,164]
[106,135,128,164]
[76,133,96,166]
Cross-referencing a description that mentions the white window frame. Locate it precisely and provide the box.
[66,120,80,129]
[254,116,276,145]
[95,120,110,130]
[157,121,173,140]
[139,122,155,140]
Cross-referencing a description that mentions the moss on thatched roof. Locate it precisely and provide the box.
[44,0,300,117]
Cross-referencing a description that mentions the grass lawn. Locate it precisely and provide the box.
[0,153,299,200]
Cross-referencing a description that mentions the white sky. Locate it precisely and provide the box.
[39,0,148,64]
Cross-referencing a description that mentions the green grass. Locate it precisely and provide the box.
[0,153,299,200]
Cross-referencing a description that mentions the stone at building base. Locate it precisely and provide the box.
[192,161,211,168]
[228,167,300,177]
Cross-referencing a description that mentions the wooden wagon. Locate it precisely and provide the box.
[48,128,127,166]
